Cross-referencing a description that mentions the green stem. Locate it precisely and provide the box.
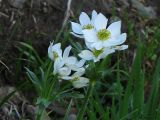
[77,81,95,120]
[36,104,45,120]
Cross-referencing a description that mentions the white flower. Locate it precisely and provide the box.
[62,45,86,71]
[79,47,115,62]
[62,68,89,88]
[48,42,86,70]
[82,13,127,50]
[53,58,71,77]
[53,45,86,78]
[48,42,62,61]
[72,77,89,88]
[70,10,98,38]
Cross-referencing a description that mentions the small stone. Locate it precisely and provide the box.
[131,0,157,19]
[67,114,77,120]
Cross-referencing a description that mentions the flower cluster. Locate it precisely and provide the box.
[48,42,89,88]
[71,10,128,62]
[48,10,128,88]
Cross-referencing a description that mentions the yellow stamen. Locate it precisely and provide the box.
[72,77,79,81]
[82,24,94,30]
[53,52,58,60]
[97,29,110,41]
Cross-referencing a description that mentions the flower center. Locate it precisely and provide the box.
[93,49,103,57]
[53,52,58,60]
[97,29,111,41]
[72,77,79,81]
[82,24,94,30]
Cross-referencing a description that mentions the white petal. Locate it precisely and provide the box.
[61,76,73,80]
[68,60,86,71]
[90,47,115,61]
[111,33,127,46]
[70,32,84,38]
[85,41,94,50]
[52,43,61,51]
[48,42,62,60]
[107,21,121,37]
[93,58,100,62]
[100,48,115,59]
[52,43,62,58]
[92,10,98,20]
[103,38,116,47]
[114,45,128,50]
[96,53,104,60]
[71,22,83,34]
[82,29,98,42]
[76,59,86,68]
[68,65,80,71]
[58,67,71,76]
[53,58,64,74]
[73,68,85,77]
[78,50,94,60]
[104,33,127,47]
[79,12,91,26]
[116,33,127,45]
[91,42,103,50]
[65,56,77,65]
[72,77,89,88]
[91,10,98,24]
[48,42,54,60]
[94,13,108,30]
[63,46,72,58]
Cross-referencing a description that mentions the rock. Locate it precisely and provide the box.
[67,114,77,120]
[131,0,157,19]
[8,0,26,9]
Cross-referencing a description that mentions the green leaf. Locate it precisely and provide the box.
[36,97,50,107]
[132,42,144,120]
[145,58,160,119]
[25,67,42,90]
[20,42,43,65]
[119,42,144,120]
